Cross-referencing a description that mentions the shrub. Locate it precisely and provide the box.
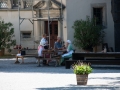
[0,19,16,52]
[72,16,105,50]
[72,61,92,75]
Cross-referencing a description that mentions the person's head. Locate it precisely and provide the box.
[43,34,47,38]
[57,36,61,42]
[66,40,71,46]
[40,40,46,47]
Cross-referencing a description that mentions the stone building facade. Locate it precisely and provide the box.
[0,0,115,51]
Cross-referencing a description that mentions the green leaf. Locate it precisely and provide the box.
[0,19,16,52]
[72,16,105,50]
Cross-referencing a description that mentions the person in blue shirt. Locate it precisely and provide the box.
[54,37,64,50]
[54,37,65,55]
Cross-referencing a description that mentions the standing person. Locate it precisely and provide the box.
[40,34,48,49]
[40,34,49,65]
[37,41,45,65]
[60,40,74,65]
[38,41,46,57]
[37,40,50,65]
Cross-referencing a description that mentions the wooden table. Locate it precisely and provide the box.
[36,50,61,67]
[54,49,66,55]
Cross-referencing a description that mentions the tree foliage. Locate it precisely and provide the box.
[72,17,105,50]
[0,19,16,52]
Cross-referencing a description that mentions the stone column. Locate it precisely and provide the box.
[33,20,40,48]
[58,21,61,37]
[34,20,41,42]
[35,21,45,42]
[7,0,12,9]
[40,21,45,39]
[111,0,120,51]
[20,0,24,9]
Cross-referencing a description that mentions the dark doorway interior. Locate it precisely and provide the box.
[45,21,58,48]
[93,7,103,26]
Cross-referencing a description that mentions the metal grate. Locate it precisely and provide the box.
[0,0,8,8]
[23,0,32,8]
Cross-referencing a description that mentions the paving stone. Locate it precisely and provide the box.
[0,57,120,90]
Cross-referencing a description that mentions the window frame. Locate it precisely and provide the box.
[93,7,103,26]
[21,31,32,39]
[12,0,18,8]
[91,3,107,29]
[0,0,8,9]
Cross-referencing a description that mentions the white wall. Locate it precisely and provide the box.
[0,10,35,48]
[0,11,19,44]
[66,0,114,50]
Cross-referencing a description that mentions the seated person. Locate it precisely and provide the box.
[15,50,24,64]
[60,40,74,65]
[54,36,65,55]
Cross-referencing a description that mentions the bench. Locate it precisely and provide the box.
[11,49,61,66]
[35,55,61,67]
[35,50,61,67]
[65,52,120,69]
[14,54,38,64]
[13,53,60,66]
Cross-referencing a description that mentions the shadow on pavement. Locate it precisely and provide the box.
[36,85,120,90]
[0,58,73,74]
[0,58,120,74]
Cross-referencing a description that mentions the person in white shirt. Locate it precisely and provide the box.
[40,34,48,49]
[36,40,45,64]
[38,41,46,57]
[37,40,50,65]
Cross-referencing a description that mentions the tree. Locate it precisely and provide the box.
[72,17,105,51]
[0,19,16,52]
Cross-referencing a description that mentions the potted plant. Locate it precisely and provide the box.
[72,61,92,85]
[0,19,16,56]
[72,16,105,52]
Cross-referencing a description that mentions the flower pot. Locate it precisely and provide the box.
[0,48,5,56]
[76,74,88,85]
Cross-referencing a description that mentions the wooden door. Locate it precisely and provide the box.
[45,21,58,48]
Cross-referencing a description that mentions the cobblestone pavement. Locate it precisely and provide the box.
[0,57,120,90]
